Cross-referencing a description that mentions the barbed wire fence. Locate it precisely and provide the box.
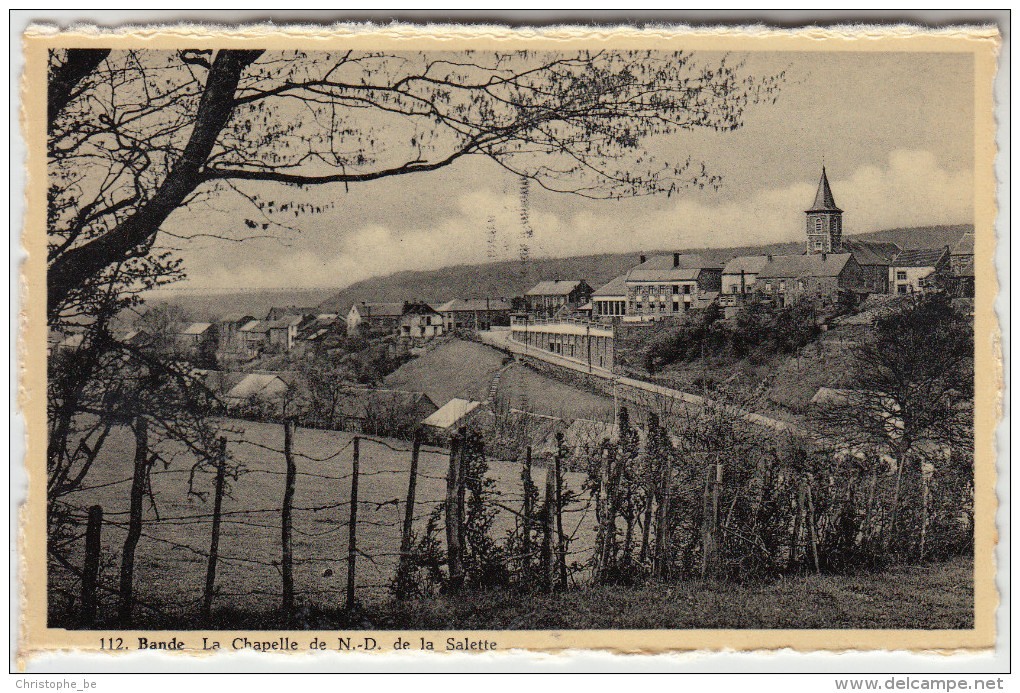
[47,407,973,629]
[47,416,597,628]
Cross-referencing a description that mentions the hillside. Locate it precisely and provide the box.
[141,288,337,323]
[384,338,614,420]
[320,223,972,312]
[141,224,972,320]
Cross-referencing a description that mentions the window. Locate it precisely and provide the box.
[814,237,824,250]
[683,285,691,295]
[779,281,786,291]
[730,285,738,294]
[814,217,823,232]
[896,271,907,281]
[897,285,908,295]
[672,285,679,294]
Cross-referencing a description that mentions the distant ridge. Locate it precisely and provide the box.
[146,224,972,320]
[318,223,972,313]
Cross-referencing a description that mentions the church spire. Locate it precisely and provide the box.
[805,166,843,253]
[807,166,842,213]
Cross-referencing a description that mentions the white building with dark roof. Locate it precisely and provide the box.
[523,280,593,317]
[592,275,628,318]
[623,252,722,319]
[889,246,951,294]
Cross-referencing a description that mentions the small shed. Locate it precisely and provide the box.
[421,398,492,442]
[225,373,291,407]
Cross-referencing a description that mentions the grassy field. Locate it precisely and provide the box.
[51,418,595,625]
[385,338,503,405]
[385,338,614,420]
[373,557,974,630]
[51,416,972,630]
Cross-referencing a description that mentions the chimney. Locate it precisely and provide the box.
[639,254,647,264]
[673,252,680,268]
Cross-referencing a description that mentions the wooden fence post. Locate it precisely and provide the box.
[543,468,556,592]
[80,504,103,628]
[554,432,567,589]
[346,435,360,610]
[788,479,805,571]
[445,433,464,590]
[919,461,930,561]
[521,446,533,575]
[281,419,297,616]
[805,479,821,575]
[396,431,421,598]
[655,457,672,581]
[456,428,468,571]
[202,437,227,624]
[119,415,148,626]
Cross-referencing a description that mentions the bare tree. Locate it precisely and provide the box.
[47,47,783,321]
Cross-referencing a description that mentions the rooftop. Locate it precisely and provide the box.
[806,167,842,213]
[627,254,711,283]
[525,280,588,296]
[722,255,770,276]
[421,398,482,430]
[180,322,213,335]
[437,298,512,312]
[352,302,404,318]
[757,253,852,279]
[593,274,628,297]
[893,247,949,268]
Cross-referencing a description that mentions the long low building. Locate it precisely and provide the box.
[509,317,615,371]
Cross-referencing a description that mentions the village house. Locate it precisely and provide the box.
[949,231,975,297]
[239,319,271,357]
[592,275,628,319]
[216,313,256,356]
[346,301,403,336]
[624,253,722,320]
[267,314,305,352]
[225,372,292,407]
[755,252,866,306]
[291,315,341,357]
[119,329,151,348]
[436,298,511,332]
[720,255,770,307]
[398,301,446,340]
[889,247,951,295]
[524,280,594,317]
[266,305,319,322]
[175,322,217,354]
[841,239,901,294]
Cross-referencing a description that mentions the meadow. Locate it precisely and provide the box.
[51,418,596,623]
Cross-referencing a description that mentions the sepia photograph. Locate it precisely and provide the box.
[16,18,1002,663]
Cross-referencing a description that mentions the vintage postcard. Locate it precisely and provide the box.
[17,21,1002,665]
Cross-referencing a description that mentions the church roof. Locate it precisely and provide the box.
[843,239,901,266]
[758,253,852,280]
[806,167,842,213]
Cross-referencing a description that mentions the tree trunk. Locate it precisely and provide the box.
[118,416,148,626]
[48,50,264,318]
[281,420,297,616]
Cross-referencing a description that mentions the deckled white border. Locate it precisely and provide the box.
[10,9,1010,674]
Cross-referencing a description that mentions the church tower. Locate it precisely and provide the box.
[805,167,843,253]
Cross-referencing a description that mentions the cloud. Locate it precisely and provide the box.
[175,149,973,290]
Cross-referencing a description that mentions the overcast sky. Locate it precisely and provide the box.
[164,50,975,291]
